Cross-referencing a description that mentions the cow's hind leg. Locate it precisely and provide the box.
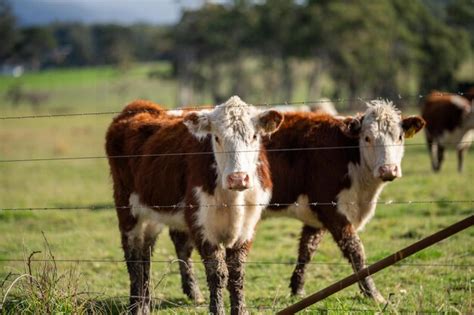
[329,223,385,303]
[437,144,445,171]
[197,242,227,315]
[290,225,326,296]
[169,229,204,303]
[457,147,467,173]
[122,224,160,314]
[226,242,250,315]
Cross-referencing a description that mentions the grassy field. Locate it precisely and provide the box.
[0,64,473,314]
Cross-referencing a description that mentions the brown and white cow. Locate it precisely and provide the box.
[263,100,424,301]
[169,100,424,304]
[105,96,283,314]
[422,91,474,172]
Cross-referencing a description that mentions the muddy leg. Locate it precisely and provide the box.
[122,230,158,315]
[290,225,326,296]
[198,242,227,315]
[329,224,385,303]
[169,229,204,303]
[226,243,250,315]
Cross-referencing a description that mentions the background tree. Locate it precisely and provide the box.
[417,6,469,93]
[0,0,18,61]
[15,26,57,70]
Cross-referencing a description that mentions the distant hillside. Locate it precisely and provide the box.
[10,0,195,26]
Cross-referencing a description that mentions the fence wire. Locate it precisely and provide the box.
[0,258,471,267]
[0,141,471,164]
[0,91,470,120]
[0,199,472,211]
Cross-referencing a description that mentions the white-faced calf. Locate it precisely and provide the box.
[263,100,425,302]
[105,96,283,314]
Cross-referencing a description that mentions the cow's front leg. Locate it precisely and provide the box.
[330,224,385,303]
[290,225,326,296]
[122,229,158,314]
[198,242,227,315]
[427,137,440,171]
[226,242,250,315]
[169,229,204,303]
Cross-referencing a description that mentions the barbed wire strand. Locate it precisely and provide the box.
[0,199,472,211]
[0,141,471,164]
[0,91,470,120]
[0,258,471,267]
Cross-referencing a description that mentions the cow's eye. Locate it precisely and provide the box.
[214,136,220,144]
[253,134,258,141]
[365,136,371,143]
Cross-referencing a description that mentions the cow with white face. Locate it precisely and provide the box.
[263,100,425,301]
[106,96,283,315]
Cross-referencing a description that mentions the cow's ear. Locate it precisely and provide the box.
[341,115,363,138]
[257,110,284,135]
[402,116,425,139]
[183,111,211,139]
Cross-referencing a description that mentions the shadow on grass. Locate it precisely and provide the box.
[1,296,206,314]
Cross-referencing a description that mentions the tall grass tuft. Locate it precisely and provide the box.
[0,232,93,313]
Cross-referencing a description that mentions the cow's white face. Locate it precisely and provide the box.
[184,96,283,191]
[346,100,425,182]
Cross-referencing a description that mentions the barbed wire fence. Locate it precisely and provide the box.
[1,91,473,313]
[0,90,471,121]
[0,141,471,164]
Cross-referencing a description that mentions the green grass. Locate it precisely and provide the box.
[0,64,473,314]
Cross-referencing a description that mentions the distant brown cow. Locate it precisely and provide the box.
[106,96,283,314]
[422,91,474,172]
[272,99,339,116]
[170,100,425,303]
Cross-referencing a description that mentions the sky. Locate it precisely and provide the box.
[11,0,227,26]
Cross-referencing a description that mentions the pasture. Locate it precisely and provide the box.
[0,64,472,314]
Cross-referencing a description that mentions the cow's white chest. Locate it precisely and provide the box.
[263,195,323,228]
[128,193,187,239]
[336,163,384,231]
[194,186,270,247]
[439,128,474,150]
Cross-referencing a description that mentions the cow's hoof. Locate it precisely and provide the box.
[194,294,205,305]
[187,289,205,304]
[372,292,386,304]
[291,288,305,297]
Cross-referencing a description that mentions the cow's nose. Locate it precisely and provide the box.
[227,172,250,191]
[378,165,398,181]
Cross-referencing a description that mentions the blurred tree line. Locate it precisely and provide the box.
[1,0,472,107]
